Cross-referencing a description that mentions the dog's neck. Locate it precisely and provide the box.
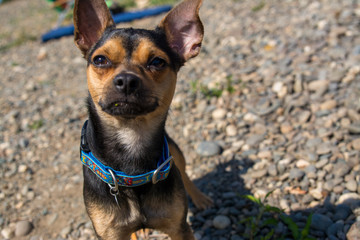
[86,97,167,175]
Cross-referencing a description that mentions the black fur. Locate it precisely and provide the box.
[86,27,183,71]
[83,96,187,232]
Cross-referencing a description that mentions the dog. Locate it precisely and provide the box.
[73,0,213,239]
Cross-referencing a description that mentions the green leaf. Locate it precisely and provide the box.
[263,229,275,240]
[264,190,275,200]
[261,218,279,227]
[280,215,299,240]
[264,204,283,213]
[243,194,262,205]
[301,213,313,239]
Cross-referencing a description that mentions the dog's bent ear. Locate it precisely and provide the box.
[158,0,204,62]
[74,0,115,55]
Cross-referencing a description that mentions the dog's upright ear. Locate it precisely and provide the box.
[158,0,204,62]
[74,0,115,55]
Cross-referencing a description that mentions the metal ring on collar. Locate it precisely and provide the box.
[108,169,119,194]
[152,156,173,184]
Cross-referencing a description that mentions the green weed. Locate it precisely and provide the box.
[190,75,236,99]
[241,191,315,240]
[252,1,265,12]
[0,32,37,52]
[150,0,179,6]
[29,120,44,130]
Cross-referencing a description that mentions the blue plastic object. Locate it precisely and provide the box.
[41,5,172,42]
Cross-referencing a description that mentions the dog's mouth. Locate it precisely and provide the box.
[99,98,159,118]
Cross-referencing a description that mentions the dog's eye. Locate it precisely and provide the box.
[148,57,166,70]
[92,55,111,67]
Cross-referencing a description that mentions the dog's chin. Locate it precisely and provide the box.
[100,101,158,119]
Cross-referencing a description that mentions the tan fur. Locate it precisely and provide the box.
[75,0,209,238]
[87,202,135,239]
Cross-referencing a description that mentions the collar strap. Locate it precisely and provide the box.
[80,120,173,187]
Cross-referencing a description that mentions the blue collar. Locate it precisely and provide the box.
[80,120,173,188]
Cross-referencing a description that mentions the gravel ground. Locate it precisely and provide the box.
[1,0,360,239]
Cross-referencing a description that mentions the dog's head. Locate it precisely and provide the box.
[74,0,203,123]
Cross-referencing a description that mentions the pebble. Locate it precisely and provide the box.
[311,213,333,231]
[212,215,231,230]
[326,221,344,237]
[296,159,310,169]
[18,164,28,173]
[338,193,360,209]
[1,227,14,239]
[308,80,329,91]
[351,138,360,150]
[309,189,323,200]
[196,141,221,157]
[333,162,351,177]
[60,226,72,238]
[320,99,337,110]
[289,168,305,180]
[348,124,360,134]
[226,125,237,137]
[333,204,352,221]
[346,179,358,192]
[251,169,267,179]
[212,108,227,120]
[347,221,360,240]
[15,220,33,237]
[316,143,332,155]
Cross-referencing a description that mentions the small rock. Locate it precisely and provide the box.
[230,235,243,240]
[296,159,310,169]
[19,138,29,148]
[308,79,329,91]
[346,179,358,192]
[316,142,332,155]
[60,226,72,238]
[298,110,311,124]
[348,124,360,134]
[18,164,28,173]
[347,221,360,240]
[196,141,221,157]
[320,100,337,110]
[272,81,287,98]
[289,168,305,180]
[267,164,277,176]
[337,193,360,209]
[243,112,259,123]
[326,221,344,237]
[37,47,48,61]
[333,162,350,177]
[333,204,352,221]
[251,169,267,179]
[226,125,237,137]
[212,215,231,229]
[315,158,328,168]
[309,189,323,200]
[351,138,360,151]
[212,108,227,120]
[15,220,33,237]
[280,122,293,134]
[311,213,333,231]
[1,227,15,239]
[246,134,264,146]
[258,150,272,159]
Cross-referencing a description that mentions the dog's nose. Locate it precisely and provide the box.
[113,73,141,95]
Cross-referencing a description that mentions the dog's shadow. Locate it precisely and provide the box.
[189,158,360,240]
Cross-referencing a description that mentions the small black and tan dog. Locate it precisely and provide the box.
[74,0,212,239]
